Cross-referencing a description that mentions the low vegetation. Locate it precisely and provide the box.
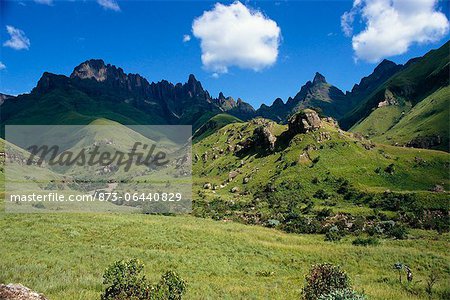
[101,259,186,300]
[0,213,449,299]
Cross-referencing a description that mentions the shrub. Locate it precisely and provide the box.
[101,259,186,300]
[316,208,333,220]
[101,259,150,300]
[325,226,344,242]
[301,201,315,214]
[32,202,46,209]
[385,164,395,174]
[352,237,380,246]
[386,224,408,239]
[281,214,321,234]
[318,288,366,300]
[312,156,320,164]
[154,271,187,300]
[302,263,350,300]
[313,189,330,200]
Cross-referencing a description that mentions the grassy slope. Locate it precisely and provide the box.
[341,41,449,130]
[0,213,449,300]
[193,120,449,202]
[193,114,243,143]
[370,87,450,151]
[1,121,449,299]
[0,88,167,131]
[350,104,411,138]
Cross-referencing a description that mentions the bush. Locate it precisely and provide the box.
[155,271,187,300]
[101,259,186,300]
[318,288,367,300]
[313,189,330,200]
[316,208,333,220]
[385,164,395,174]
[325,226,344,242]
[101,259,150,300]
[352,237,380,246]
[386,224,408,239]
[302,263,350,300]
[281,215,321,234]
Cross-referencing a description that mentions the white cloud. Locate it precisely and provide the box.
[183,34,191,43]
[192,1,281,73]
[97,0,121,12]
[3,26,30,50]
[0,62,6,70]
[341,0,449,62]
[34,0,53,5]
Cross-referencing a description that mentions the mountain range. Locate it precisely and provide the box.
[1,41,448,150]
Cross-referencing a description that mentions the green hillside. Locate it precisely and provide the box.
[0,87,167,131]
[341,41,449,139]
[193,118,448,194]
[192,116,449,233]
[1,115,449,299]
[354,87,450,151]
[350,105,410,138]
[193,114,243,142]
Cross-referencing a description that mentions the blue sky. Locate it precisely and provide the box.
[0,0,449,108]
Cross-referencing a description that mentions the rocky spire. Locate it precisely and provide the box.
[313,72,326,84]
[70,59,110,82]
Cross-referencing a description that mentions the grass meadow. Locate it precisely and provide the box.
[0,213,449,299]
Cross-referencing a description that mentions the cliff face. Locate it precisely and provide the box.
[19,59,254,126]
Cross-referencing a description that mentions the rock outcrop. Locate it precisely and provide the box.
[0,93,14,106]
[253,126,277,152]
[288,109,322,135]
[407,135,442,149]
[0,284,48,300]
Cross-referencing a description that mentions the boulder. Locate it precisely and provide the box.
[288,109,322,135]
[253,126,276,152]
[430,184,445,193]
[203,183,212,189]
[201,152,208,162]
[0,284,48,300]
[407,135,442,149]
[231,187,240,193]
[228,170,239,182]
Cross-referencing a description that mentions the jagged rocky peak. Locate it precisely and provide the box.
[272,97,284,106]
[349,59,402,95]
[34,72,70,94]
[313,72,327,84]
[374,59,399,74]
[70,59,111,82]
[186,74,204,96]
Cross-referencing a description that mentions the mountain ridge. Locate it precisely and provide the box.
[1,41,448,151]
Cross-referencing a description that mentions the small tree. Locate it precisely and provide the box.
[101,259,186,300]
[325,226,344,242]
[302,263,350,300]
[154,271,187,300]
[101,259,150,300]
